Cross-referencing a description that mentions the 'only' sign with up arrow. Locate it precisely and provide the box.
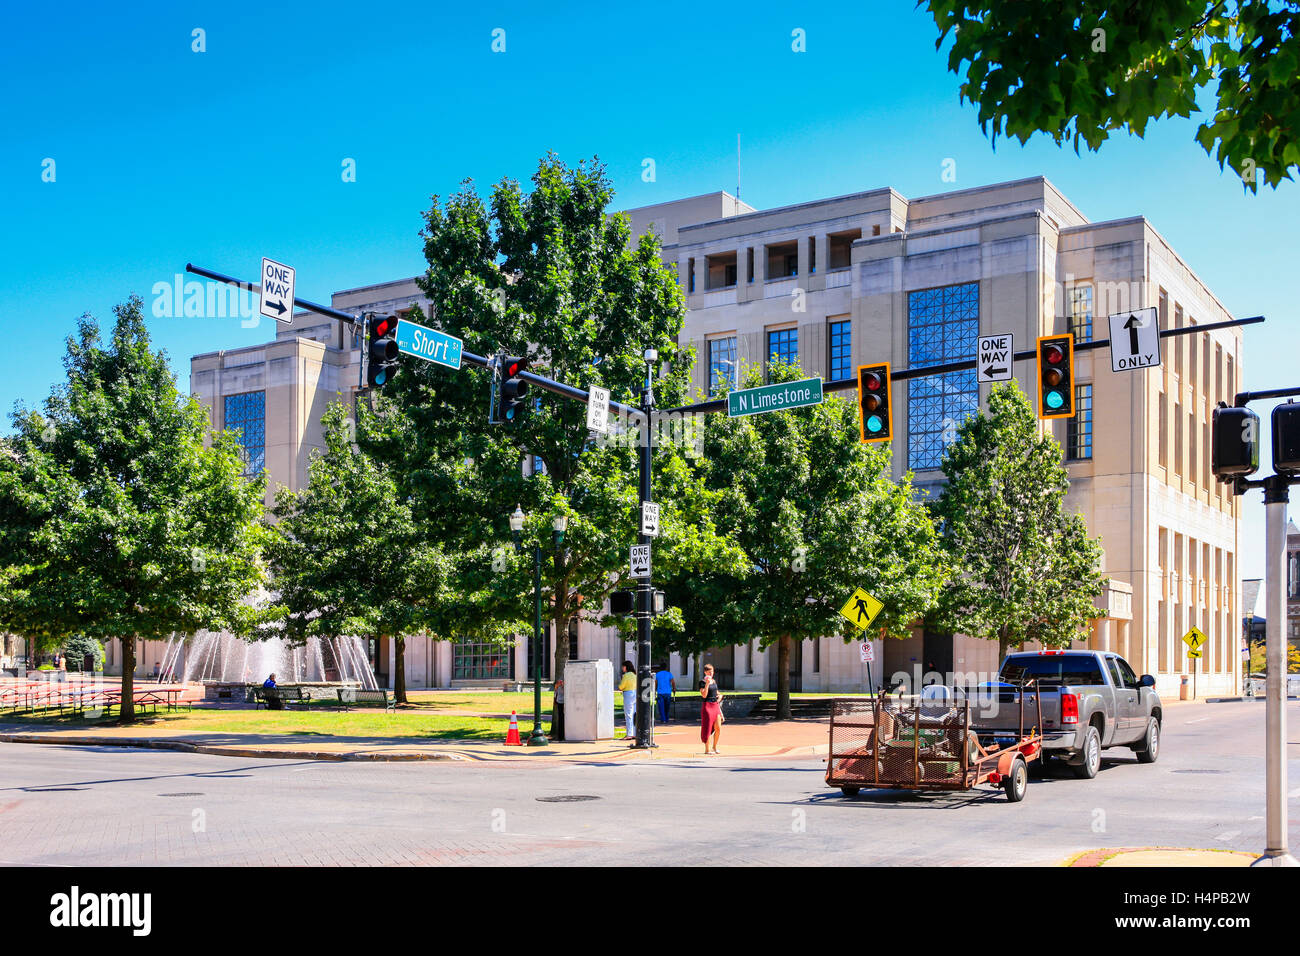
[1107,307,1161,373]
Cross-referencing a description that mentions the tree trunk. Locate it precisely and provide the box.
[776,634,792,720]
[551,613,567,690]
[120,636,136,724]
[393,635,407,704]
[692,651,703,687]
[997,629,1010,663]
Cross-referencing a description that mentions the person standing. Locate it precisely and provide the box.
[618,661,637,740]
[550,678,565,741]
[654,663,675,723]
[699,663,723,755]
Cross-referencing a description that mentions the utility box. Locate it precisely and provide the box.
[563,659,614,742]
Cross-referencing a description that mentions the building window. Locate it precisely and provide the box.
[767,327,798,368]
[1068,285,1093,343]
[1159,390,1168,469]
[452,639,513,681]
[224,391,266,477]
[829,320,851,381]
[907,282,980,471]
[1067,384,1093,460]
[708,337,737,395]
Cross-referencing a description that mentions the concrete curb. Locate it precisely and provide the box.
[0,733,467,762]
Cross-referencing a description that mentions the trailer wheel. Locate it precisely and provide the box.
[1003,757,1028,802]
[840,786,861,797]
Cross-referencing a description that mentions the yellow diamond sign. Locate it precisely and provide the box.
[840,587,883,631]
[1182,626,1207,659]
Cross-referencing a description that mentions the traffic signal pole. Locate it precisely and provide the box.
[635,351,657,749]
[1259,475,1295,866]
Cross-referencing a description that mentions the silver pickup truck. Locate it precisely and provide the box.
[963,650,1162,779]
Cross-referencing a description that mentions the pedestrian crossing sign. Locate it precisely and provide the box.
[839,587,883,631]
[1182,626,1207,659]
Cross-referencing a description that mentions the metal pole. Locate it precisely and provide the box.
[634,351,656,749]
[528,545,548,746]
[1253,475,1297,865]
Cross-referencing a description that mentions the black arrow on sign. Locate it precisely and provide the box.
[1123,313,1141,354]
[984,365,1007,378]
[265,298,287,316]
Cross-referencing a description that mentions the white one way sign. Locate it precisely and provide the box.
[259,258,295,325]
[1108,307,1161,373]
[977,333,1014,383]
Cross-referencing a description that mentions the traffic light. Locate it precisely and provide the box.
[1211,405,1260,479]
[366,314,400,389]
[495,354,530,424]
[1272,401,1300,473]
[1036,333,1075,420]
[857,362,892,443]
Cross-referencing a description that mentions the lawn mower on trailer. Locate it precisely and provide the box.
[824,684,1044,802]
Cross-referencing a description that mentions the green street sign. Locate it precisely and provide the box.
[727,377,824,418]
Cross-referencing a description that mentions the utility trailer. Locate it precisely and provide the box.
[825,689,1044,803]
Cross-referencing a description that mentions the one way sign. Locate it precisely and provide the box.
[1108,307,1161,373]
[977,333,1014,383]
[259,258,295,325]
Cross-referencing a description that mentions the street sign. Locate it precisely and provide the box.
[259,258,295,324]
[1107,306,1161,373]
[629,544,651,578]
[839,587,883,631]
[727,377,823,418]
[1183,625,1207,659]
[977,333,1014,383]
[395,318,463,369]
[586,385,611,433]
[859,641,874,663]
[640,501,660,538]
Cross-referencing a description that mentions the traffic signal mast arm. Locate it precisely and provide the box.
[657,314,1266,416]
[186,263,363,330]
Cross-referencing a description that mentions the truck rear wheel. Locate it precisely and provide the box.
[840,786,861,797]
[1133,717,1159,764]
[1071,726,1101,779]
[1003,757,1028,802]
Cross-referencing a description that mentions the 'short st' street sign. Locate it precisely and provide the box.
[727,377,824,417]
[395,318,463,369]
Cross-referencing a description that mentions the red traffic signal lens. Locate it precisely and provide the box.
[864,372,883,391]
[1044,345,1064,365]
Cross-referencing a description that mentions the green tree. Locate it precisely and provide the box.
[923,0,1300,190]
[932,382,1107,660]
[685,360,948,719]
[266,402,455,704]
[60,634,104,672]
[0,297,268,721]
[368,154,740,683]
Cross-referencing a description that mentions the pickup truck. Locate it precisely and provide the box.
[961,650,1162,779]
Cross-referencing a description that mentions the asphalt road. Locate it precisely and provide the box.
[1,701,1296,866]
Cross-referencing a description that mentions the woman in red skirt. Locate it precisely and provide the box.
[699,663,723,754]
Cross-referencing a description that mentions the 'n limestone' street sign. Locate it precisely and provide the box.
[260,258,295,324]
[727,377,823,418]
[395,318,463,369]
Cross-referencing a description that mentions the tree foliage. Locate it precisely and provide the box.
[266,402,453,702]
[670,360,948,717]
[0,297,268,720]
[932,383,1107,659]
[923,0,1300,190]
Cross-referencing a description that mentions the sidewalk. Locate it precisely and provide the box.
[0,716,831,763]
[1065,847,1257,867]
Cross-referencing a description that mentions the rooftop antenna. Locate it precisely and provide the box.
[736,133,741,206]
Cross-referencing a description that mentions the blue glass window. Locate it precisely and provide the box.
[829,320,851,381]
[1069,286,1093,343]
[1067,384,1093,460]
[224,391,266,477]
[767,327,798,368]
[708,337,737,395]
[907,283,979,471]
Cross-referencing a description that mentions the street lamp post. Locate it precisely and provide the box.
[509,505,553,747]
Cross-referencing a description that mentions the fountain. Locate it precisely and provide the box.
[158,629,379,700]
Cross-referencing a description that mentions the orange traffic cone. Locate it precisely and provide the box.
[505,710,523,746]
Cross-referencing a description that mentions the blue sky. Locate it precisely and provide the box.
[3,0,1296,579]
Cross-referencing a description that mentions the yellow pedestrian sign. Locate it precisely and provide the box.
[1183,626,1207,659]
[840,587,883,631]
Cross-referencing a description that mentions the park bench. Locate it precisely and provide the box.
[251,686,308,710]
[335,688,395,711]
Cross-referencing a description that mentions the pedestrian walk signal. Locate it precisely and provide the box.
[857,362,892,443]
[1211,404,1259,480]
[1036,333,1075,420]
[367,314,401,389]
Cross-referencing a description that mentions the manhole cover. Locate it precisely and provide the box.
[1172,770,1227,775]
[24,787,85,792]
[536,795,601,803]
[157,792,205,797]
